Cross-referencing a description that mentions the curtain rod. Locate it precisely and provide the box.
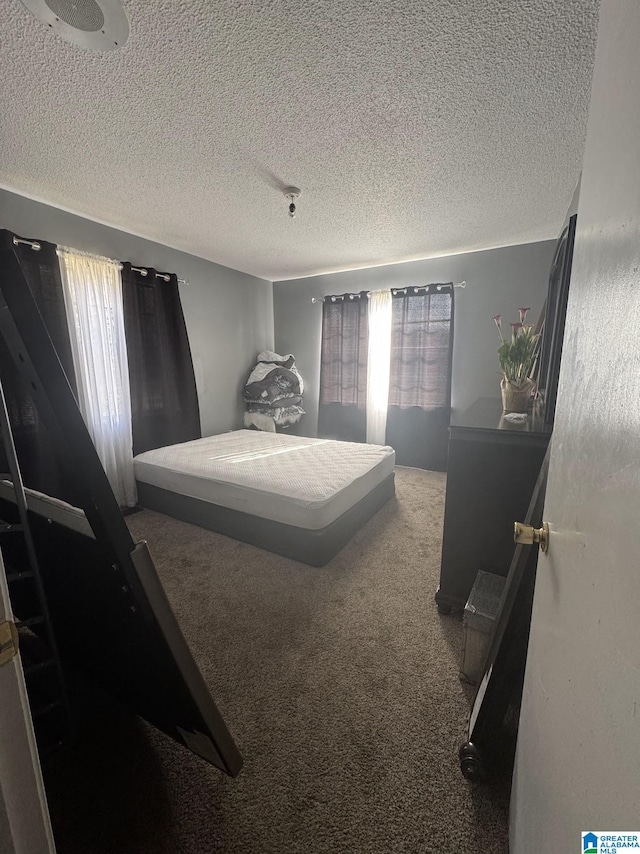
[13,235,190,287]
[310,281,465,303]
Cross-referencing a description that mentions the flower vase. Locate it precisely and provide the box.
[500,378,533,413]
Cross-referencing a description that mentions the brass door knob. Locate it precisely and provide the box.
[514,521,549,553]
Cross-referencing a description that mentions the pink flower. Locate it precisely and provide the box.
[518,307,530,323]
[493,314,504,342]
[510,322,523,337]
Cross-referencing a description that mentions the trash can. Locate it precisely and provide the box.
[460,570,506,685]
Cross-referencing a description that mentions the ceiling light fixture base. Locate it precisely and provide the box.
[19,0,130,51]
[283,186,301,218]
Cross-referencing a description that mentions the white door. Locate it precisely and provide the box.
[0,549,56,854]
[510,1,640,850]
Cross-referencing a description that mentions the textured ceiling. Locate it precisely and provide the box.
[1,0,599,281]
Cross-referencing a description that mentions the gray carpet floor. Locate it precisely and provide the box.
[44,466,510,853]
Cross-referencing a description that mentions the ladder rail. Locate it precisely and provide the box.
[0,375,72,746]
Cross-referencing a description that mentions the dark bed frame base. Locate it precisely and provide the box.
[136,472,396,567]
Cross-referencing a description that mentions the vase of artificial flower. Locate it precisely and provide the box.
[500,376,535,413]
[493,308,539,413]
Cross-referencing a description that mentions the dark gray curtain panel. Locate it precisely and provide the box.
[0,231,79,500]
[318,292,369,442]
[386,286,454,470]
[121,264,200,456]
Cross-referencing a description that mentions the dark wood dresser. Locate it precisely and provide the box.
[436,397,551,614]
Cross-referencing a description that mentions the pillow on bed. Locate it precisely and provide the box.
[257,352,295,369]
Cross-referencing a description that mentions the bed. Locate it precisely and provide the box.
[133,430,396,566]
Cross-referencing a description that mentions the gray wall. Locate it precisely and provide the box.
[0,188,274,437]
[274,241,556,437]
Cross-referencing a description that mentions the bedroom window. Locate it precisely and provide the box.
[318,285,454,471]
[0,231,199,510]
[366,289,393,445]
[58,246,137,508]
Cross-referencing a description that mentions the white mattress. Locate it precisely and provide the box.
[133,430,395,530]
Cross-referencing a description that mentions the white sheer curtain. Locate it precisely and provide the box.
[366,289,393,445]
[58,247,137,507]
